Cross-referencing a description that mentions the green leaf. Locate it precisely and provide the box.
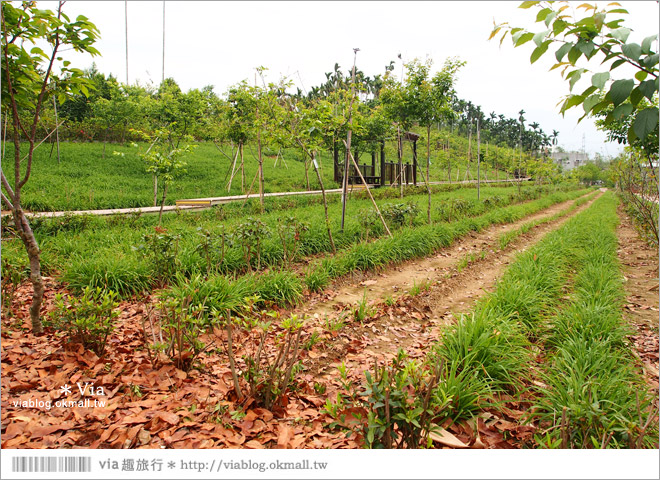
[555,42,573,62]
[577,40,595,58]
[552,18,568,36]
[591,71,610,89]
[591,99,612,115]
[607,8,629,14]
[641,35,658,54]
[563,94,585,111]
[532,30,550,47]
[635,70,648,82]
[514,32,535,47]
[612,103,633,121]
[583,93,601,114]
[610,58,626,70]
[530,40,550,64]
[609,79,634,106]
[638,79,657,101]
[535,7,552,22]
[642,53,659,68]
[621,43,642,62]
[519,1,540,9]
[633,107,659,139]
[568,46,582,64]
[544,11,557,27]
[566,69,584,91]
[580,87,597,101]
[630,87,644,107]
[610,27,631,43]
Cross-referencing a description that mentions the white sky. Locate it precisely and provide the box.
[43,0,660,157]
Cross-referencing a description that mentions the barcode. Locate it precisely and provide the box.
[11,456,91,473]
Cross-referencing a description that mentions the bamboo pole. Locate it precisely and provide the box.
[340,48,359,231]
[343,139,392,238]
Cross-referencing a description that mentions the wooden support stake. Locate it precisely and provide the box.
[343,139,392,238]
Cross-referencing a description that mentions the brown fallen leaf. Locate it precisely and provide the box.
[428,426,468,448]
[277,424,293,448]
[156,411,180,425]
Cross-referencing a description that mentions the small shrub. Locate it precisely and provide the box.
[381,202,419,228]
[143,297,211,371]
[195,227,232,277]
[325,350,442,448]
[133,226,180,284]
[48,287,120,356]
[234,217,270,271]
[225,309,304,409]
[277,216,309,268]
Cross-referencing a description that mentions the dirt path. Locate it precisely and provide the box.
[302,193,595,316]
[298,191,603,379]
[616,205,659,392]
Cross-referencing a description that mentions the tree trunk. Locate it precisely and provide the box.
[12,207,44,334]
[158,182,168,224]
[257,134,264,213]
[344,140,392,238]
[311,151,336,253]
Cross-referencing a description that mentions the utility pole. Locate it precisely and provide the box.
[162,1,166,83]
[124,0,128,85]
[340,48,359,232]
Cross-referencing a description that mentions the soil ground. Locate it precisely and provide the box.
[5,190,656,450]
[616,205,659,393]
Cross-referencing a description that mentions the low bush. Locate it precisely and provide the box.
[47,287,120,356]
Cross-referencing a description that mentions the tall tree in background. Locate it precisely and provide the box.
[1,1,100,333]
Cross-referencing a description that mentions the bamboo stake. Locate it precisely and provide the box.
[343,139,392,238]
[226,147,240,192]
[340,48,359,231]
[240,143,245,193]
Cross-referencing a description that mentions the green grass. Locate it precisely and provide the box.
[429,192,656,448]
[3,184,576,300]
[2,138,516,211]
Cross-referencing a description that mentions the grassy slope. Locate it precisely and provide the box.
[2,132,518,211]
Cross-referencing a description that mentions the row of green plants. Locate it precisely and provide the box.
[324,193,656,448]
[303,187,590,293]
[496,189,599,249]
[2,185,567,300]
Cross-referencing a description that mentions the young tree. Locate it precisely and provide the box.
[404,58,464,222]
[136,128,196,223]
[1,2,100,333]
